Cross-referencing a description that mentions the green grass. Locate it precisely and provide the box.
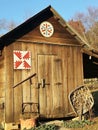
[23,119,95,130]
[62,120,95,128]
[23,124,57,130]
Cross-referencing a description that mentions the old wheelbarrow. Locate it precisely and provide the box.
[69,85,94,120]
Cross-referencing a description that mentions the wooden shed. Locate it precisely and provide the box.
[0,6,97,123]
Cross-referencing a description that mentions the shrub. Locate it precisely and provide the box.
[62,120,95,128]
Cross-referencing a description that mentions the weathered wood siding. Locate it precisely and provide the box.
[0,49,5,122]
[0,16,83,122]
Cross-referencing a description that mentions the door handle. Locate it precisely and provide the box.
[37,79,45,88]
[38,79,50,88]
[41,78,45,88]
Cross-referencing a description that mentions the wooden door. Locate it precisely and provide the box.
[37,54,63,118]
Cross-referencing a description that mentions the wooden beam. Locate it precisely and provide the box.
[13,73,36,88]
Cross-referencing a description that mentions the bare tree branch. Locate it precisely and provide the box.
[70,6,98,47]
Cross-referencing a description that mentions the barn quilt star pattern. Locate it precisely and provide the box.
[13,50,31,69]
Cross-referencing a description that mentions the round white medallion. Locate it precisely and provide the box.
[40,21,54,37]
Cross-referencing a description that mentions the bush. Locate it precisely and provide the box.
[62,120,95,128]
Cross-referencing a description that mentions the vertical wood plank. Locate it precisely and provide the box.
[67,47,74,113]
[5,45,14,123]
[30,43,38,115]
[45,55,53,117]
[0,49,6,122]
[61,46,68,115]
[73,47,78,89]
[38,55,46,116]
[76,47,83,86]
[21,43,32,115]
[13,42,22,121]
[53,51,63,116]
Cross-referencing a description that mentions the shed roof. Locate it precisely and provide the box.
[0,5,98,58]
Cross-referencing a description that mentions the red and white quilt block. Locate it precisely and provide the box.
[13,50,31,69]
